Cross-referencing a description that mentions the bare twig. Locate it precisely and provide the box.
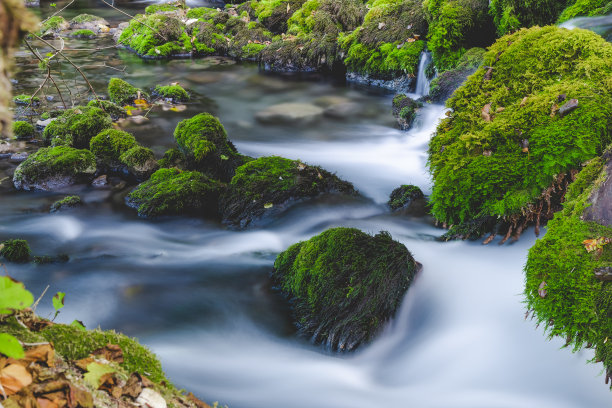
[19,342,51,346]
[23,38,68,109]
[78,63,126,72]
[100,0,168,41]
[32,285,50,313]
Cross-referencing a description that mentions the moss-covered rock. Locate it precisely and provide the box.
[424,0,494,70]
[40,16,69,34]
[12,94,40,106]
[427,26,612,240]
[87,99,128,120]
[120,146,159,182]
[392,94,422,130]
[152,84,190,102]
[42,106,113,149]
[126,168,221,217]
[428,47,485,103]
[89,129,137,170]
[272,227,418,351]
[13,146,97,191]
[558,0,612,23]
[388,184,427,214]
[173,113,247,181]
[69,29,96,38]
[0,239,31,263]
[249,0,308,34]
[108,78,146,106]
[158,148,187,169]
[50,195,83,212]
[220,156,356,228]
[490,0,570,35]
[524,150,612,386]
[12,120,35,140]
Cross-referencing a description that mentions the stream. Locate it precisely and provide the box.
[1,1,611,407]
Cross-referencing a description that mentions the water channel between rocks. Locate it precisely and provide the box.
[1,2,611,407]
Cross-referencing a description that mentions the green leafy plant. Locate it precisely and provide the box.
[0,276,34,359]
[52,291,65,320]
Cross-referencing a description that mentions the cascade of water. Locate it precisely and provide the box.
[415,51,433,97]
[559,14,612,42]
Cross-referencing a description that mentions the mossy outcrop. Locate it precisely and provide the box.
[489,0,571,36]
[392,94,422,130]
[152,84,190,102]
[40,16,69,34]
[120,146,159,182]
[427,26,612,241]
[272,227,419,351]
[428,47,484,103]
[0,239,31,263]
[173,113,247,182]
[12,120,35,140]
[13,146,97,191]
[50,195,83,212]
[87,99,127,120]
[69,29,96,38]
[108,78,146,106]
[90,129,137,170]
[525,150,612,387]
[12,94,40,106]
[388,184,427,214]
[220,156,356,228]
[42,106,113,149]
[126,168,221,217]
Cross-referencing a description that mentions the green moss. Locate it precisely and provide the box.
[525,154,612,383]
[69,29,96,38]
[388,185,425,211]
[41,16,68,32]
[126,168,221,218]
[70,14,103,24]
[13,146,97,191]
[392,94,422,129]
[90,129,137,167]
[12,121,35,140]
[427,26,612,233]
[120,146,158,180]
[153,85,189,102]
[86,99,127,120]
[428,47,485,102]
[343,40,425,78]
[50,195,83,212]
[558,0,610,23]
[13,94,40,106]
[272,227,417,351]
[173,113,246,181]
[241,42,267,59]
[107,78,146,106]
[0,239,31,263]
[118,13,192,58]
[43,106,113,149]
[489,0,570,35]
[158,148,186,169]
[145,3,181,14]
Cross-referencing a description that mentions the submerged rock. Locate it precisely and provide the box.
[13,146,97,191]
[392,94,422,130]
[255,103,324,125]
[388,185,427,215]
[50,195,83,212]
[428,47,485,103]
[220,156,356,229]
[272,227,419,351]
[0,239,31,263]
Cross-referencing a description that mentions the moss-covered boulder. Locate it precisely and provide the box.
[388,184,427,214]
[108,78,146,106]
[558,0,612,23]
[424,0,494,70]
[42,106,113,149]
[126,168,221,217]
[248,0,308,34]
[428,26,612,241]
[428,47,485,103]
[90,129,137,170]
[273,227,419,351]
[12,94,40,106]
[525,150,612,387]
[120,146,159,182]
[152,84,190,102]
[50,195,83,212]
[158,148,187,169]
[220,156,356,228]
[12,120,35,140]
[69,29,96,38]
[392,94,422,130]
[0,239,31,263]
[87,99,128,120]
[490,0,569,35]
[173,113,247,181]
[69,13,109,31]
[13,146,97,191]
[40,16,69,34]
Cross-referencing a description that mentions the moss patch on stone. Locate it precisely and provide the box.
[50,195,83,212]
[126,168,221,217]
[392,94,422,130]
[87,99,127,120]
[120,146,159,181]
[41,16,68,33]
[108,78,146,106]
[388,184,425,212]
[152,85,189,102]
[12,120,35,140]
[158,148,186,169]
[0,239,31,263]
[272,227,418,351]
[13,94,40,106]
[427,26,612,238]
[69,29,96,38]
[428,47,485,103]
[43,106,113,149]
[90,129,137,169]
[118,12,193,58]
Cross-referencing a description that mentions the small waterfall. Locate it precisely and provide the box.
[414,51,433,97]
[559,14,612,42]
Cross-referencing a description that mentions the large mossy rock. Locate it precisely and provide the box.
[126,168,221,217]
[273,227,419,351]
[173,113,247,181]
[428,26,612,240]
[524,150,612,387]
[428,47,485,103]
[220,156,356,228]
[13,146,97,191]
[42,106,113,149]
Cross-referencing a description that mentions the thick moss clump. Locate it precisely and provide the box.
[87,99,127,120]
[424,0,494,70]
[427,26,612,239]
[558,0,612,23]
[126,168,221,217]
[525,152,612,386]
[0,239,31,263]
[120,146,159,181]
[108,78,146,106]
[428,47,485,103]
[152,85,190,102]
[388,184,426,214]
[392,94,422,130]
[339,0,427,78]
[158,148,186,169]
[12,120,35,140]
[42,106,113,149]
[69,29,96,38]
[70,13,104,24]
[13,146,97,191]
[248,0,307,33]
[490,0,570,35]
[117,13,193,58]
[90,129,137,169]
[40,16,69,33]
[173,113,246,181]
[50,195,83,212]
[13,94,40,106]
[273,227,418,351]
[220,156,356,228]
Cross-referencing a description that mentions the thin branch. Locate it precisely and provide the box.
[41,0,76,24]
[32,285,50,313]
[78,63,127,72]
[23,38,68,109]
[100,0,168,42]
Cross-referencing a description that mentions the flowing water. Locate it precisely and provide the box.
[414,51,433,97]
[1,2,611,407]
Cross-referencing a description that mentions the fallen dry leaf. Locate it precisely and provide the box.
[481,104,492,122]
[22,344,55,368]
[0,363,33,395]
[92,344,123,364]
